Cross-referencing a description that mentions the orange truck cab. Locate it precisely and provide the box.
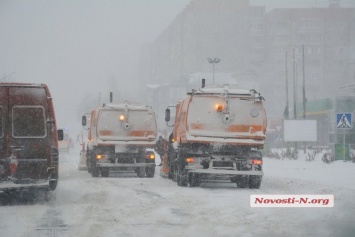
[0,83,60,195]
[165,83,267,189]
[83,101,157,178]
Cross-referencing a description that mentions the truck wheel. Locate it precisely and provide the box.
[91,160,99,177]
[249,175,262,189]
[145,167,155,178]
[87,154,92,173]
[236,175,249,188]
[137,167,145,178]
[171,164,177,182]
[189,173,201,187]
[177,168,188,187]
[101,168,109,177]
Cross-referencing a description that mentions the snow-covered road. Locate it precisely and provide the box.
[1,150,354,237]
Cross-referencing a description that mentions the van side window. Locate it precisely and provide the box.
[12,106,46,138]
[0,106,3,138]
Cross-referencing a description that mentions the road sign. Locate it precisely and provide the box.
[336,113,352,129]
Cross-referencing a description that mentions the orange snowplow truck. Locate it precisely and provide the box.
[83,101,157,178]
[0,83,60,195]
[165,82,267,189]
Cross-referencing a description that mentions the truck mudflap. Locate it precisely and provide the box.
[0,179,52,193]
[186,168,263,176]
[96,163,156,168]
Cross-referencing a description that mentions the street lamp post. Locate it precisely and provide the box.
[207,58,221,84]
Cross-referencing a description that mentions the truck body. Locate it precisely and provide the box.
[165,83,267,188]
[0,83,60,195]
[78,113,90,171]
[85,102,157,177]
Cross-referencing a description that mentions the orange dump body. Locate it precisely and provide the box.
[173,87,267,148]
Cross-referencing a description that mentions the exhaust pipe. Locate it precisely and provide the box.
[202,78,205,88]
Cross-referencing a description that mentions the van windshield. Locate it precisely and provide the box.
[12,106,46,138]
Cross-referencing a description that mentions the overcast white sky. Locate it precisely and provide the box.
[1,0,354,135]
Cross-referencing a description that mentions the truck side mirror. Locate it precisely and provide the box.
[57,129,64,141]
[82,115,87,126]
[165,109,170,122]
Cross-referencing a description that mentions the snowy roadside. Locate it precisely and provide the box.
[1,149,354,237]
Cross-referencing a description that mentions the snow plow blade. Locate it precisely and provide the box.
[0,180,51,193]
[187,169,263,176]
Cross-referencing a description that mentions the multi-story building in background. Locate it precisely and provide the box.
[265,2,355,118]
[140,0,355,128]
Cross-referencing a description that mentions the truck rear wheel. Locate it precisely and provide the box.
[145,167,155,178]
[137,167,145,177]
[189,173,201,187]
[235,175,249,188]
[249,175,262,189]
[101,168,109,177]
[177,168,188,187]
[91,160,99,177]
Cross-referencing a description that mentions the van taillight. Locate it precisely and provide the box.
[10,159,18,176]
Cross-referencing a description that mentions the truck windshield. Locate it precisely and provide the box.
[12,106,46,138]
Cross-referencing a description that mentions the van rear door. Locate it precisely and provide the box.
[0,87,8,178]
[4,85,50,180]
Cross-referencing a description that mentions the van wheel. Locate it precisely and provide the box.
[49,180,58,191]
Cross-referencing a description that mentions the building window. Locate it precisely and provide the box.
[276,21,288,29]
[250,24,264,31]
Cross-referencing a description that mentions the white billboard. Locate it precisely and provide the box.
[283,120,317,142]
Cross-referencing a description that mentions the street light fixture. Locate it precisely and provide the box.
[207,58,221,84]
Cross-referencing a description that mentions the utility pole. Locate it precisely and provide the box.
[302,45,307,153]
[284,52,289,119]
[302,45,306,119]
[293,49,297,119]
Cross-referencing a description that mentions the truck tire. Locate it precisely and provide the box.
[249,175,262,189]
[87,152,92,173]
[145,167,155,178]
[235,175,249,188]
[101,168,109,177]
[91,159,99,177]
[189,173,201,187]
[172,166,178,182]
[177,167,188,187]
[137,167,145,178]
